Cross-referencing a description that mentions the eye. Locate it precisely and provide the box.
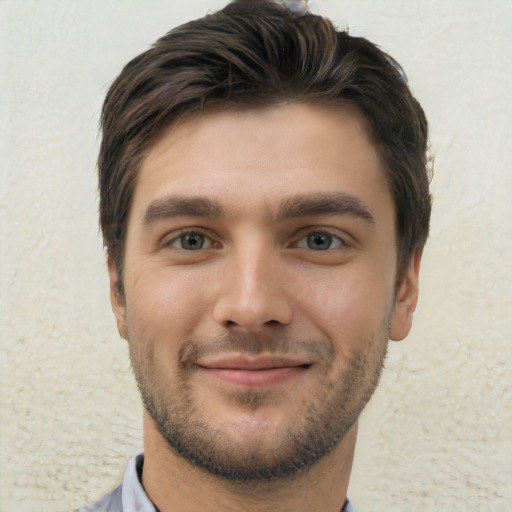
[165,231,214,251]
[296,232,344,251]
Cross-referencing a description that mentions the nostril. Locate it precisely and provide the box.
[213,293,294,331]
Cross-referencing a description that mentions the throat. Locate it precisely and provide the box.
[141,412,357,512]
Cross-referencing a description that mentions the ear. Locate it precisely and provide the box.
[389,248,423,341]
[108,255,127,340]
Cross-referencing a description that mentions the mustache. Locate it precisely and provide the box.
[178,332,333,367]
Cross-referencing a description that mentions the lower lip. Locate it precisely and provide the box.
[201,366,307,387]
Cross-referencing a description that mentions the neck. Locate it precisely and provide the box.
[141,412,357,512]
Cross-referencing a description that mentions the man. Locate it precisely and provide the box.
[79,0,431,510]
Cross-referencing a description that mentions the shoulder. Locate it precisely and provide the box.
[74,484,123,512]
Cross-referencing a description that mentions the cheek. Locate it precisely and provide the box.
[124,263,212,345]
[294,264,393,341]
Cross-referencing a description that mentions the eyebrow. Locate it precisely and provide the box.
[142,192,375,225]
[143,196,225,224]
[275,193,375,224]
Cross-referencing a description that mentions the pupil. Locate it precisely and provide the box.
[308,233,331,250]
[183,234,204,250]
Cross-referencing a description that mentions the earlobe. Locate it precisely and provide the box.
[108,255,127,340]
[389,249,423,341]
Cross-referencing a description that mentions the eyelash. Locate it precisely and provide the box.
[162,228,347,252]
[162,229,219,251]
[291,231,346,251]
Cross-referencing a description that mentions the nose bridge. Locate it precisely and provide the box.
[213,237,293,330]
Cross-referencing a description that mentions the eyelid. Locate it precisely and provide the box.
[288,227,351,250]
[161,227,220,249]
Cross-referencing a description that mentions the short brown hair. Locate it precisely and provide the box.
[99,0,431,289]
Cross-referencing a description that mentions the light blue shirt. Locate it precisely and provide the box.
[76,453,355,512]
[122,453,156,512]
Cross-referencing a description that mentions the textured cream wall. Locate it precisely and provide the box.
[1,1,511,511]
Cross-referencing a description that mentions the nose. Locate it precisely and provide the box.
[212,245,294,332]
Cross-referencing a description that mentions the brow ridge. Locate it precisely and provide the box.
[143,196,225,224]
[275,193,375,223]
[142,192,375,225]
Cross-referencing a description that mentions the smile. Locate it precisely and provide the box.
[197,355,311,387]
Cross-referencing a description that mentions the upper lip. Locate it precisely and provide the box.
[198,355,312,370]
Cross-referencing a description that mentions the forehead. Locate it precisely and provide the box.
[131,103,391,221]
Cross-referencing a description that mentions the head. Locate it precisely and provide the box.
[99,0,431,484]
[99,0,431,294]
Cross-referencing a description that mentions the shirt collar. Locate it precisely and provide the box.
[121,453,156,512]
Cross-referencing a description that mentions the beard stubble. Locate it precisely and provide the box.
[129,320,390,483]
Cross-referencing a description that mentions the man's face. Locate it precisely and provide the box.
[110,103,420,481]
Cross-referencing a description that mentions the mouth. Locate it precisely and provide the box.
[197,355,312,387]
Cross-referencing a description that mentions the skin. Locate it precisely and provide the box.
[109,103,422,512]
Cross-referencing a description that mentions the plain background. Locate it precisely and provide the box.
[1,1,511,510]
